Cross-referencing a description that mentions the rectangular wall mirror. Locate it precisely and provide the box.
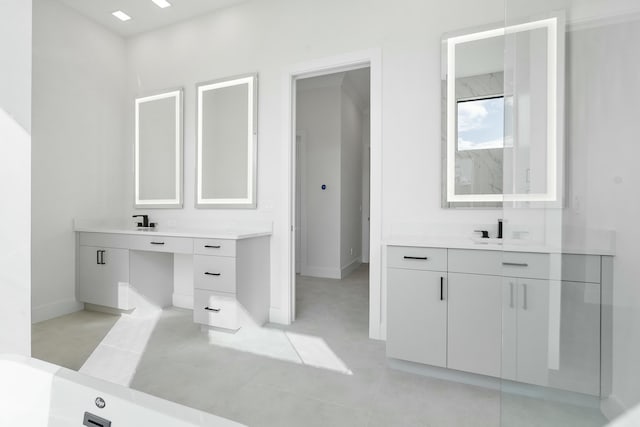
[441,16,564,208]
[134,89,183,208]
[196,74,257,209]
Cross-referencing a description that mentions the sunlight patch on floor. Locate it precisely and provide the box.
[206,323,352,375]
[79,292,161,386]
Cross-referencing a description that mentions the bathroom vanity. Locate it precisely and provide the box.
[385,239,613,397]
[75,226,271,331]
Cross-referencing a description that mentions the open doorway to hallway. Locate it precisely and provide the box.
[293,67,371,322]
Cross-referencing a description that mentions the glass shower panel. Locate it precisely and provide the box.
[501,1,640,426]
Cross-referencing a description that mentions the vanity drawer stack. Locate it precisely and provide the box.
[192,238,242,330]
[386,244,608,397]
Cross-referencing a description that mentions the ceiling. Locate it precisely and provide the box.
[57,0,248,37]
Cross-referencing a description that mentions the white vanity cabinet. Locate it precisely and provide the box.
[386,247,447,367]
[78,245,132,310]
[75,229,271,331]
[387,244,609,397]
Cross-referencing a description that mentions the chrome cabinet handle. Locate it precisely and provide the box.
[404,256,428,260]
[522,283,528,310]
[509,282,514,308]
[503,262,528,267]
[204,307,221,312]
[440,277,444,301]
[150,241,165,245]
[204,245,221,249]
[204,272,221,276]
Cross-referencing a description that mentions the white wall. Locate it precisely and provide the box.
[0,0,32,355]
[123,0,506,322]
[31,0,128,322]
[340,83,364,274]
[296,83,342,278]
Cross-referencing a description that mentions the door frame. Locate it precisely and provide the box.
[283,49,383,339]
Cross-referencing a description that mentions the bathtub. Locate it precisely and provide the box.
[0,355,244,427]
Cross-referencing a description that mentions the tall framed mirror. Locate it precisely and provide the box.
[196,74,257,209]
[441,15,565,208]
[134,89,183,208]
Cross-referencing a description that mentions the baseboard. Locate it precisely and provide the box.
[388,358,600,409]
[172,293,193,309]
[341,259,361,279]
[84,303,133,316]
[301,265,341,279]
[601,394,627,421]
[32,299,84,323]
[269,306,290,325]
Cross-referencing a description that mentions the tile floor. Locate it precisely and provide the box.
[33,264,608,427]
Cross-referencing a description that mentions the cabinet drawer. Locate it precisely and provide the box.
[79,232,129,249]
[193,238,236,257]
[449,249,502,276]
[501,252,550,280]
[193,289,240,330]
[129,235,193,254]
[387,246,447,271]
[193,255,236,293]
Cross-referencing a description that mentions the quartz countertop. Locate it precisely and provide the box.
[384,236,615,256]
[74,226,272,240]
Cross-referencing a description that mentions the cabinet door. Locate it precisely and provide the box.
[78,246,132,310]
[447,273,502,377]
[517,279,601,395]
[501,277,518,381]
[516,278,551,387]
[387,268,447,367]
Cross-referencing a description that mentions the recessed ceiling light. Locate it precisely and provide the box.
[151,0,172,8]
[112,10,132,21]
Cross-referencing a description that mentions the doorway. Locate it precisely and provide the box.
[292,67,371,322]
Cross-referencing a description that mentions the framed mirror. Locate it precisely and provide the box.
[134,89,183,208]
[442,16,564,208]
[196,74,257,209]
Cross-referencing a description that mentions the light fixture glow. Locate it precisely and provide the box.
[112,10,132,21]
[151,0,172,8]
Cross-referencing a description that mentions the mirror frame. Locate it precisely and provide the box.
[134,89,184,209]
[196,73,258,209]
[442,16,564,207]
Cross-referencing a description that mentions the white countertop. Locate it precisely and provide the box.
[384,236,615,256]
[74,226,272,240]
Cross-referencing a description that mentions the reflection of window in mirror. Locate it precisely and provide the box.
[455,95,505,196]
[456,95,504,151]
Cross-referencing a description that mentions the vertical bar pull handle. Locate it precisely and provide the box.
[440,277,444,301]
[509,282,514,308]
[100,250,106,265]
[522,283,528,310]
[96,250,100,265]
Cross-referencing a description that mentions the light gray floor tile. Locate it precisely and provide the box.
[32,309,119,370]
[213,383,370,427]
